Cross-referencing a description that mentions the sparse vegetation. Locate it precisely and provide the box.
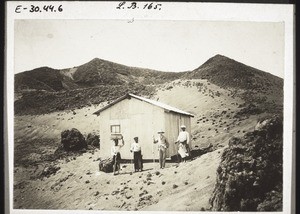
[15,84,156,115]
[13,55,284,211]
[15,55,283,116]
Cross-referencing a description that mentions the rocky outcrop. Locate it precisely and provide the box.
[209,115,283,211]
[61,128,87,151]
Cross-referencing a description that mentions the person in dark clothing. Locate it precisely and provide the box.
[111,136,124,175]
[130,137,143,172]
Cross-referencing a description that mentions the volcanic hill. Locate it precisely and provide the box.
[14,54,283,115]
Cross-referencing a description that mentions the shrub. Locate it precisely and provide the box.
[61,128,87,151]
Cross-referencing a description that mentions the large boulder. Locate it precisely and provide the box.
[61,128,87,151]
[86,133,100,148]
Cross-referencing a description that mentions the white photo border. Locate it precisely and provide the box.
[5,1,295,214]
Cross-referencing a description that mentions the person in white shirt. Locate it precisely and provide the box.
[153,130,169,169]
[175,125,190,162]
[111,135,124,175]
[130,137,143,172]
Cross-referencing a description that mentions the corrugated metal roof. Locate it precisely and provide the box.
[93,93,194,117]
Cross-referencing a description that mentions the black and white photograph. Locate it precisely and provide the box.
[5,2,294,213]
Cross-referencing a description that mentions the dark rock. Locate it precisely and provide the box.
[111,190,119,195]
[139,194,152,202]
[140,190,148,196]
[40,164,60,178]
[86,133,100,148]
[61,128,87,151]
[257,188,282,211]
[99,158,114,173]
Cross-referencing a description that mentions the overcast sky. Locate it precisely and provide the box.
[14,20,284,78]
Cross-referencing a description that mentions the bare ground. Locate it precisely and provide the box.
[14,148,223,210]
[13,79,264,211]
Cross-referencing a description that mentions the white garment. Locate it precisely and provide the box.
[178,143,188,158]
[130,142,141,152]
[177,131,190,144]
[154,134,168,151]
[111,139,124,156]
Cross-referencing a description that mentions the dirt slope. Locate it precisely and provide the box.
[14,147,223,210]
[13,79,271,211]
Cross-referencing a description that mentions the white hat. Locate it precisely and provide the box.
[157,129,165,133]
[180,125,186,129]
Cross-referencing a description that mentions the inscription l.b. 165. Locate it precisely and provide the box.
[116,2,162,10]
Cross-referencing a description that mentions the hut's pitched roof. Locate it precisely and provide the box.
[93,93,194,117]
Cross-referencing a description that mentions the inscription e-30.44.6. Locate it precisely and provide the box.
[15,4,63,13]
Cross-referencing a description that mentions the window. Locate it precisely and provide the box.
[111,125,121,133]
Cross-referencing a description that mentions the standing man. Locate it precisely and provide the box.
[153,130,169,169]
[130,137,143,172]
[111,135,125,175]
[176,125,190,162]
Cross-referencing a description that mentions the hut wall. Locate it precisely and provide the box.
[164,112,192,157]
[98,97,165,159]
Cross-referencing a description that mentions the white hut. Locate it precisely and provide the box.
[93,93,194,159]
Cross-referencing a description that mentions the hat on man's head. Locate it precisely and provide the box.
[180,125,186,129]
[157,129,165,133]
